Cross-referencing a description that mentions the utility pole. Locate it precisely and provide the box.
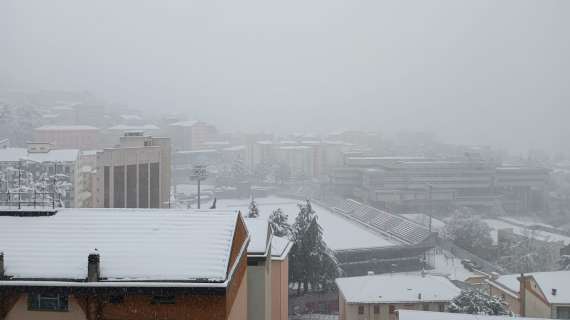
[190,164,208,209]
[18,160,21,209]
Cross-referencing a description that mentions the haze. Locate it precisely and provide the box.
[1,0,569,153]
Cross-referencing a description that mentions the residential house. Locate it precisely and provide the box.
[469,271,570,319]
[0,208,249,320]
[336,273,461,320]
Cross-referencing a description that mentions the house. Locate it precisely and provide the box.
[336,273,461,320]
[0,208,249,320]
[397,309,550,320]
[244,218,273,320]
[469,271,570,318]
[271,236,293,320]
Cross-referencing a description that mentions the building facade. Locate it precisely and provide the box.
[93,132,171,208]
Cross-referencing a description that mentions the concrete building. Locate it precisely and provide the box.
[93,132,171,208]
[466,271,570,318]
[276,145,314,179]
[336,273,460,320]
[0,208,249,320]
[168,120,217,151]
[330,155,550,214]
[34,125,100,150]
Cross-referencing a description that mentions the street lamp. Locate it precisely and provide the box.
[190,164,208,209]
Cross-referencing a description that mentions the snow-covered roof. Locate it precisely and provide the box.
[0,148,79,163]
[244,218,272,257]
[0,209,243,285]
[397,310,549,320]
[483,219,570,245]
[494,271,570,304]
[120,114,143,121]
[169,120,198,127]
[35,125,99,131]
[336,273,460,304]
[271,236,293,261]
[107,124,160,131]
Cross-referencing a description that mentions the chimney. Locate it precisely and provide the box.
[87,252,100,282]
[0,252,4,279]
[552,288,557,296]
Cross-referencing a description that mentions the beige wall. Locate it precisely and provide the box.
[6,295,87,320]
[341,301,448,320]
[271,258,289,320]
[489,285,520,315]
[522,276,551,319]
[228,271,248,320]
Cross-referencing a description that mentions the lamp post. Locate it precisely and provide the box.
[190,164,208,209]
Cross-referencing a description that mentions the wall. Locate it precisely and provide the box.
[247,255,272,320]
[342,302,448,320]
[522,276,551,319]
[6,295,87,320]
[271,257,289,320]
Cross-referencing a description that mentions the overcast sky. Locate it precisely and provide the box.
[1,0,569,153]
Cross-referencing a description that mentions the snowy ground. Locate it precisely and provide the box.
[426,248,475,281]
[483,218,570,245]
[216,196,398,250]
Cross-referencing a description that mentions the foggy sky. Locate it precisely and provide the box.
[1,0,569,153]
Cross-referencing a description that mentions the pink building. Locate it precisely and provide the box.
[34,125,100,150]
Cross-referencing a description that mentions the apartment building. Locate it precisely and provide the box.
[34,125,100,150]
[336,273,460,320]
[0,208,249,320]
[93,132,171,208]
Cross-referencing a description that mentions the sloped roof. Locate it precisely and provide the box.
[336,273,460,304]
[0,209,242,284]
[271,236,293,260]
[494,271,570,304]
[244,218,272,257]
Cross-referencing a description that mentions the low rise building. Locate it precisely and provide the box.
[244,218,273,320]
[467,271,570,318]
[0,208,250,320]
[336,273,460,320]
[271,236,293,320]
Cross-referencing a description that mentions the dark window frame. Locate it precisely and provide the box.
[28,293,69,312]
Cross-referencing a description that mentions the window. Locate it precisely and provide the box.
[152,295,176,305]
[389,305,396,314]
[358,305,365,315]
[374,305,380,314]
[422,303,430,311]
[28,294,69,312]
[558,306,570,319]
[439,304,445,312]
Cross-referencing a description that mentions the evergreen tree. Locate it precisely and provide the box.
[559,255,570,270]
[248,197,259,218]
[231,156,248,182]
[443,209,493,258]
[448,289,511,315]
[269,208,292,238]
[289,200,340,294]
